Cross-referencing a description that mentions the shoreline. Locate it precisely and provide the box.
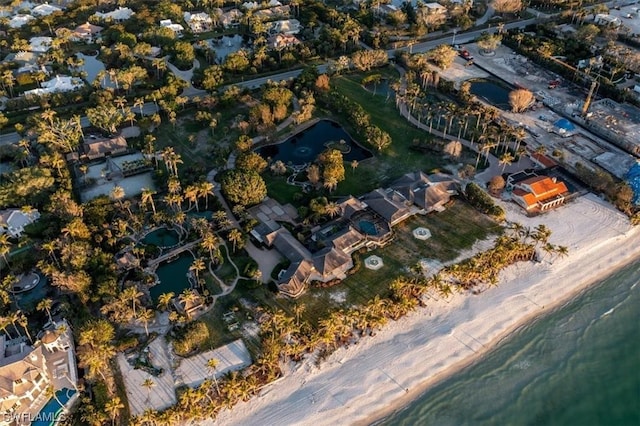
[212,194,640,426]
[364,238,640,425]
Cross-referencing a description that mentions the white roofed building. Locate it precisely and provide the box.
[160,19,184,36]
[29,37,53,53]
[0,319,78,423]
[0,208,40,238]
[24,75,84,97]
[268,19,301,35]
[31,3,62,16]
[183,12,213,33]
[9,14,34,28]
[93,7,135,22]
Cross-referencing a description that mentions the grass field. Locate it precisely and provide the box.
[331,72,446,188]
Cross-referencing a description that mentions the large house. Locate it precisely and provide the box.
[268,19,301,35]
[71,22,103,43]
[31,4,62,17]
[82,135,128,161]
[0,320,78,425]
[183,12,212,33]
[24,75,84,97]
[511,175,570,212]
[253,172,458,297]
[93,7,135,22]
[220,9,243,28]
[0,209,40,238]
[160,19,184,36]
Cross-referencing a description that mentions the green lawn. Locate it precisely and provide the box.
[331,72,446,185]
[262,174,303,206]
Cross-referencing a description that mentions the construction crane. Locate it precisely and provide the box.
[545,55,600,117]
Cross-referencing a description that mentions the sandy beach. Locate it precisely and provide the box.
[211,193,640,426]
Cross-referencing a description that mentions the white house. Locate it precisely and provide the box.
[423,2,448,14]
[183,12,213,33]
[0,319,78,423]
[24,75,84,97]
[269,19,301,35]
[160,19,184,36]
[242,1,259,10]
[29,36,53,53]
[9,14,34,28]
[0,209,40,238]
[93,7,135,22]
[31,3,62,16]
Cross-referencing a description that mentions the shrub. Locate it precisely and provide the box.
[172,321,209,356]
[465,182,505,221]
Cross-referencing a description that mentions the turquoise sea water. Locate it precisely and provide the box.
[380,259,640,426]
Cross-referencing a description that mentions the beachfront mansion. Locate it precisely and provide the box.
[0,320,78,425]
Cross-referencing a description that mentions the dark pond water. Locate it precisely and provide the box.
[257,120,373,166]
[470,79,512,110]
[142,228,180,248]
[150,252,194,303]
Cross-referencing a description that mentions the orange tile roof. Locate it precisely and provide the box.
[515,176,569,207]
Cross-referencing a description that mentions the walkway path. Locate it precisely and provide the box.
[393,66,535,183]
[164,57,207,98]
[476,5,495,26]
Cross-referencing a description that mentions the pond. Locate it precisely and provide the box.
[150,252,194,303]
[257,120,373,166]
[469,79,512,110]
[77,52,114,88]
[204,35,248,64]
[142,228,180,248]
[365,79,393,98]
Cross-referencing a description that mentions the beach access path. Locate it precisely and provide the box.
[212,193,640,426]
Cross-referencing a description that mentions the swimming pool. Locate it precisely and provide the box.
[359,220,379,236]
[33,389,76,426]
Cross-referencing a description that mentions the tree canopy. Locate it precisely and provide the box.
[220,170,267,206]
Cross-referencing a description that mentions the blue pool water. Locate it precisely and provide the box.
[626,163,640,204]
[33,389,76,425]
[359,220,378,236]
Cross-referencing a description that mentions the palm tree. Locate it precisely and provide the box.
[16,311,32,343]
[142,378,155,403]
[206,358,221,395]
[325,202,341,218]
[189,258,206,287]
[198,181,215,210]
[499,152,514,173]
[157,292,175,312]
[350,160,359,173]
[110,185,126,210]
[105,396,125,426]
[122,285,143,318]
[227,229,243,252]
[179,289,199,319]
[292,303,305,327]
[0,234,11,266]
[141,188,157,215]
[138,309,155,336]
[201,232,219,261]
[37,298,54,324]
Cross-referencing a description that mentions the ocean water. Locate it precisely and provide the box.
[380,259,640,426]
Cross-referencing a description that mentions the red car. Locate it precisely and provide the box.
[460,50,473,60]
